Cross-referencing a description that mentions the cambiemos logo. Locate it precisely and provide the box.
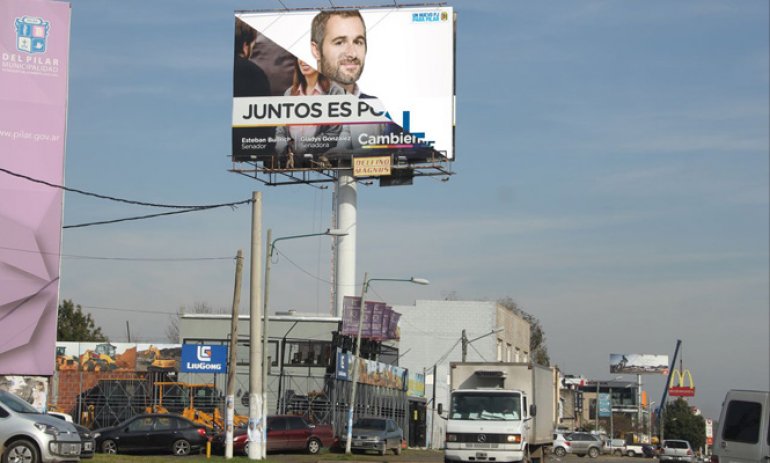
[15,16,50,54]
[196,345,212,362]
[2,15,60,76]
[412,12,443,23]
[359,110,435,149]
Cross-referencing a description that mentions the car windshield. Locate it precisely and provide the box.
[450,392,521,421]
[0,391,39,414]
[353,418,386,430]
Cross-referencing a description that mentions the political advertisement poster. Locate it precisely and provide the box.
[232,7,455,171]
[598,392,611,417]
[0,376,48,412]
[0,0,71,375]
[341,296,402,341]
[407,371,425,398]
[610,353,670,374]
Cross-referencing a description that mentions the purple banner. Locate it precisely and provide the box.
[387,311,401,340]
[0,0,70,375]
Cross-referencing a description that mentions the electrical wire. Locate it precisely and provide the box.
[0,167,249,210]
[0,245,235,262]
[63,200,251,228]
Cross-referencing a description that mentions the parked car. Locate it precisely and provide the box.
[339,417,403,456]
[47,412,96,459]
[94,413,209,456]
[711,389,770,463]
[552,432,572,457]
[0,390,82,463]
[565,432,603,458]
[604,438,627,456]
[660,439,695,463]
[213,415,335,455]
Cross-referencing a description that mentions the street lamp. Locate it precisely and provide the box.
[461,327,504,361]
[344,272,429,455]
[252,228,346,459]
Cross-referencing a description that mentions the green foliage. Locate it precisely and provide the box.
[57,299,107,342]
[498,297,551,366]
[664,398,706,450]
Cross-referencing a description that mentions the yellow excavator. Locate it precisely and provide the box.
[146,382,248,431]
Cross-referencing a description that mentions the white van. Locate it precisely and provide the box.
[711,389,769,463]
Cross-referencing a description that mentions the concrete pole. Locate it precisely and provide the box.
[335,171,357,317]
[225,250,243,459]
[461,329,467,362]
[261,229,272,459]
[248,192,263,460]
[345,272,368,454]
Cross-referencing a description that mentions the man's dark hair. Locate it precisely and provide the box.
[235,18,258,56]
[311,10,366,49]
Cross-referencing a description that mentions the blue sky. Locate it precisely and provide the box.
[57,0,768,418]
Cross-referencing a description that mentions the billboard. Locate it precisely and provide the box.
[0,0,70,375]
[181,344,227,373]
[610,353,670,374]
[232,7,455,172]
[341,296,400,340]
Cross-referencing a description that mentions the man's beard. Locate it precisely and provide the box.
[321,54,364,87]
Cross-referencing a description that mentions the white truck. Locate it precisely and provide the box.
[439,362,558,463]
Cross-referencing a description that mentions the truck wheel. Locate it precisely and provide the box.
[627,450,635,457]
[588,447,600,458]
[554,447,567,457]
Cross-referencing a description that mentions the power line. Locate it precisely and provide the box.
[0,245,235,262]
[81,304,178,316]
[0,166,250,210]
[63,201,251,228]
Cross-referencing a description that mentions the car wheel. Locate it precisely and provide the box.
[242,442,250,456]
[379,443,387,456]
[172,439,191,456]
[588,447,600,458]
[100,439,118,455]
[2,439,39,463]
[615,449,623,456]
[394,442,402,455]
[555,447,567,457]
[306,438,321,455]
[627,450,636,457]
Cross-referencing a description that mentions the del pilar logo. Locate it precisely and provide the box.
[15,15,50,54]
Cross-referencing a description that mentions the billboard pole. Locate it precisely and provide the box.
[335,171,357,317]
[225,249,243,459]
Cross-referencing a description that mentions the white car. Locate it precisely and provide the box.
[552,432,572,457]
[0,390,82,463]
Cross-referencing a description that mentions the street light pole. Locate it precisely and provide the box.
[344,274,429,455]
[261,228,346,458]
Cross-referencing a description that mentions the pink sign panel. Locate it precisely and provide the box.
[0,0,70,375]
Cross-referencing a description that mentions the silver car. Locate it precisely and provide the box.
[0,391,82,463]
[342,417,403,456]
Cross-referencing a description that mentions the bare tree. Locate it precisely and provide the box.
[165,302,226,343]
[497,297,551,366]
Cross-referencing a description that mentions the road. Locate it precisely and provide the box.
[266,450,654,462]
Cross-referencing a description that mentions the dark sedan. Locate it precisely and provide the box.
[214,415,336,455]
[94,413,209,456]
[73,423,96,458]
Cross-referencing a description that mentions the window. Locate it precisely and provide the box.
[268,417,287,431]
[0,406,8,418]
[128,417,154,432]
[236,339,279,367]
[286,417,307,430]
[284,341,331,367]
[155,416,177,431]
[722,400,762,444]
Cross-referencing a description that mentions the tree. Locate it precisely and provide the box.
[498,297,550,366]
[663,398,706,450]
[165,302,226,342]
[57,299,107,341]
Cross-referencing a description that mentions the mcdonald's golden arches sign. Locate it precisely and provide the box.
[669,368,695,397]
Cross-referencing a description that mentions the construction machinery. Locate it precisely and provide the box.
[146,382,247,431]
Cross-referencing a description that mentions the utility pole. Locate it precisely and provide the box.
[225,250,243,459]
[461,329,467,362]
[248,192,263,460]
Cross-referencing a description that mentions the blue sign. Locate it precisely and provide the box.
[598,393,611,417]
[181,344,227,373]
